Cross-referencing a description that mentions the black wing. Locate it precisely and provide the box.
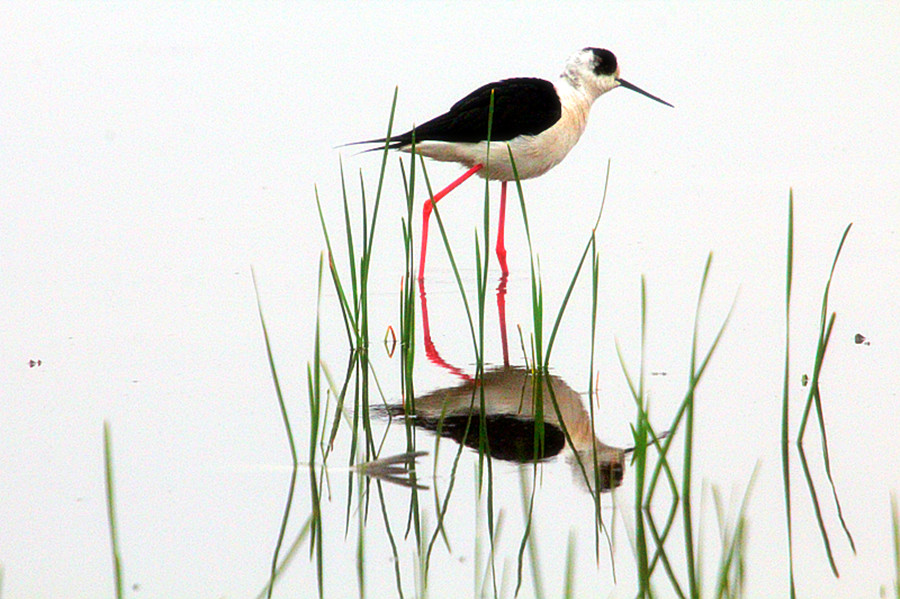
[352,77,562,149]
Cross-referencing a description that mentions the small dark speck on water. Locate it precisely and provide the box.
[801,374,809,387]
[28,359,42,368]
[854,333,870,346]
[651,371,668,377]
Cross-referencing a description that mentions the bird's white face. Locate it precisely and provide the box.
[561,48,622,100]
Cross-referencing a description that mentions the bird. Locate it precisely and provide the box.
[376,366,626,492]
[350,48,672,280]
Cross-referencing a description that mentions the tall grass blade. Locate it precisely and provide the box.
[341,159,360,313]
[373,480,406,599]
[308,461,324,597]
[311,256,326,595]
[316,184,358,346]
[102,421,123,599]
[399,150,425,548]
[629,278,651,596]
[892,492,900,599]
[540,160,611,367]
[252,267,302,598]
[505,149,544,370]
[516,468,545,599]
[253,515,314,599]
[781,190,797,598]
[587,234,605,563]
[682,252,716,598]
[796,443,839,576]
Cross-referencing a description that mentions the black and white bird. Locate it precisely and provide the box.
[352,48,672,280]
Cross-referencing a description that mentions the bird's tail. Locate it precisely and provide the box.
[334,137,406,153]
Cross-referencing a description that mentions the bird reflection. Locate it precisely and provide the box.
[381,366,625,493]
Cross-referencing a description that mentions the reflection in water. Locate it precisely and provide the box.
[381,367,625,493]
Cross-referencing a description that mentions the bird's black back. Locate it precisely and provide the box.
[384,77,562,147]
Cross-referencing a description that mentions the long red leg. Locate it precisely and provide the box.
[418,164,484,281]
[496,181,509,275]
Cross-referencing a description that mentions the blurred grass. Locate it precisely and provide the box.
[893,492,900,598]
[103,421,123,599]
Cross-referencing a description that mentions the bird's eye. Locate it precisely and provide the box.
[590,48,617,76]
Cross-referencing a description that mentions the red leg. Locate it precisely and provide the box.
[418,164,484,281]
[496,272,510,367]
[496,181,509,275]
[418,278,472,381]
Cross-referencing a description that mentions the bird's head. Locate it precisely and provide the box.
[563,48,672,108]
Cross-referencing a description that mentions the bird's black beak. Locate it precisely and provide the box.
[616,78,673,108]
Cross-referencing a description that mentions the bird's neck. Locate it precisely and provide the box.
[556,81,593,131]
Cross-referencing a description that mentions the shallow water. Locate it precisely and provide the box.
[4,4,900,598]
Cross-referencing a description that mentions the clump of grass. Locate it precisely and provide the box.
[616,255,734,598]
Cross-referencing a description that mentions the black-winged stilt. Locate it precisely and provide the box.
[352,48,671,280]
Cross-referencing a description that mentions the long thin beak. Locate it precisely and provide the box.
[616,78,673,108]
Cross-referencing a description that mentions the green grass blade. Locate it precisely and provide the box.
[253,515,314,599]
[308,463,324,597]
[542,160,611,367]
[252,267,301,599]
[892,492,900,599]
[373,480,406,599]
[316,185,358,344]
[516,468,545,599]
[587,235,605,561]
[340,159,360,310]
[797,441,840,576]
[362,85,398,262]
[563,529,577,598]
[682,252,716,599]
[781,190,797,599]
[103,421,124,599]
